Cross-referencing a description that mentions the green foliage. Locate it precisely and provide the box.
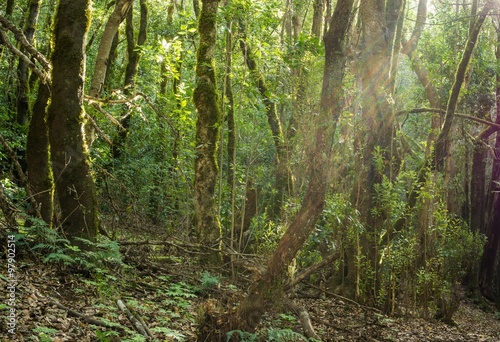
[150,327,186,340]
[96,329,120,342]
[198,271,220,293]
[32,326,58,342]
[227,328,309,342]
[267,328,308,341]
[227,330,258,342]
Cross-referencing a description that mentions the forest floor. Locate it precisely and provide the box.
[2,240,500,342]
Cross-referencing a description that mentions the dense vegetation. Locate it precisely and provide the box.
[1,0,500,340]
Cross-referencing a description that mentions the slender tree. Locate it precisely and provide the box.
[111,0,148,161]
[86,0,133,146]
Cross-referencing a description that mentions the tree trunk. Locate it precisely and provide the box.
[193,0,222,246]
[16,0,41,126]
[86,0,132,145]
[350,0,403,301]
[434,1,493,171]
[311,0,324,39]
[225,16,236,187]
[238,22,292,218]
[26,82,53,225]
[48,0,98,249]
[218,0,354,336]
[111,0,148,161]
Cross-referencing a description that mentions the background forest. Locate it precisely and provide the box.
[2,0,500,341]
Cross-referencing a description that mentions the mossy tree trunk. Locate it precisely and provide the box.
[218,0,355,336]
[48,0,98,248]
[193,0,222,246]
[26,82,53,225]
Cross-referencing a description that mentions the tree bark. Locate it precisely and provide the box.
[26,82,53,225]
[48,0,98,248]
[193,0,222,246]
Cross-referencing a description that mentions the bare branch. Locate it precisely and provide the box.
[396,107,500,131]
[0,28,49,84]
[0,14,51,71]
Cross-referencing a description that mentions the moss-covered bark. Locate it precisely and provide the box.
[48,0,98,247]
[26,82,53,225]
[193,0,221,245]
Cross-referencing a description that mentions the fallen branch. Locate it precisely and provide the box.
[116,299,151,338]
[306,282,380,313]
[49,299,126,333]
[284,298,320,340]
[287,251,340,289]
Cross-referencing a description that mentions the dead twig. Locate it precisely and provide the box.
[48,299,126,333]
[116,299,151,338]
[284,298,320,340]
[306,282,381,313]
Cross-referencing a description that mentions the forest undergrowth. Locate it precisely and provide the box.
[2,230,500,342]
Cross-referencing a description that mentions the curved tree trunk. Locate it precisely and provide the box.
[434,0,493,171]
[193,0,222,246]
[48,0,98,248]
[213,0,355,337]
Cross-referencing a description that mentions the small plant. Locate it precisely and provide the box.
[150,327,186,341]
[267,328,308,341]
[198,271,219,293]
[226,330,258,342]
[32,326,58,342]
